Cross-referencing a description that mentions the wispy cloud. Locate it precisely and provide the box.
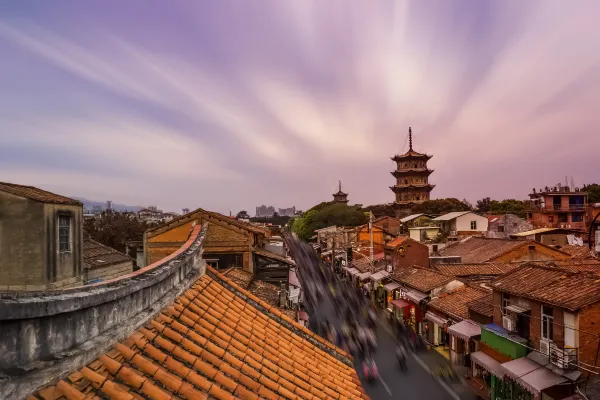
[0,0,599,212]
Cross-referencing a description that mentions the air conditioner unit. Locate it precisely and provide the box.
[540,340,550,355]
[502,315,514,331]
[386,264,393,273]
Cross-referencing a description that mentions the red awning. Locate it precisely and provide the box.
[391,299,410,309]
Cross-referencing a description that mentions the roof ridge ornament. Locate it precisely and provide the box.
[409,127,413,151]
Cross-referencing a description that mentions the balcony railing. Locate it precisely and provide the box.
[549,342,578,370]
[529,204,587,212]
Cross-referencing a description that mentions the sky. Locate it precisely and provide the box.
[1,1,599,215]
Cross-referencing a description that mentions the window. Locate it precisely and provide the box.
[58,216,71,252]
[470,221,477,230]
[501,293,509,315]
[572,213,583,222]
[542,305,554,341]
[497,225,505,233]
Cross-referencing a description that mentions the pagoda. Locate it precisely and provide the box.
[390,127,435,217]
[332,181,349,203]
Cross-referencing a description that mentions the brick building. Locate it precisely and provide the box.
[476,263,600,399]
[528,185,588,231]
[0,181,84,291]
[144,208,292,282]
[384,236,430,270]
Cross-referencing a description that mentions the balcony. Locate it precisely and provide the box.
[528,204,587,212]
[549,342,578,370]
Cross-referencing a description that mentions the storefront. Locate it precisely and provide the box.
[470,351,503,399]
[403,289,427,334]
[369,270,390,308]
[448,320,481,367]
[383,281,401,311]
[424,311,449,346]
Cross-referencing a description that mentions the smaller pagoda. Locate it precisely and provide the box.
[332,181,349,203]
[390,127,435,217]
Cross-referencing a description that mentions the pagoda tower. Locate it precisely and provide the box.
[332,181,349,203]
[390,127,435,217]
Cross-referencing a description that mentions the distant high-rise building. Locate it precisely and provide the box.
[182,208,190,215]
[390,127,435,217]
[106,200,113,211]
[278,206,296,217]
[255,205,276,217]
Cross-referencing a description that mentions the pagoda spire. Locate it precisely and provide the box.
[338,180,342,192]
[408,127,413,151]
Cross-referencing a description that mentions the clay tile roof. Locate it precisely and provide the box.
[525,260,600,273]
[254,248,295,266]
[492,265,600,311]
[392,267,454,293]
[222,268,253,288]
[467,294,494,317]
[0,181,81,206]
[429,286,489,320]
[83,237,132,270]
[352,252,385,272]
[437,237,567,263]
[556,244,596,259]
[31,266,369,400]
[433,262,520,277]
[386,236,409,248]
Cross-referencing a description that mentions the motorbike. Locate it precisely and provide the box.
[362,358,378,384]
[396,347,408,372]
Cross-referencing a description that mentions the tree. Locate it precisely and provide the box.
[84,211,159,254]
[361,203,396,218]
[411,198,472,215]
[291,202,368,241]
[236,210,250,220]
[585,183,600,203]
[476,197,492,213]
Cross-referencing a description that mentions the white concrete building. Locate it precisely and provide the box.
[432,211,489,236]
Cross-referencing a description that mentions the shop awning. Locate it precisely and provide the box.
[501,357,567,394]
[506,304,531,313]
[471,351,503,378]
[384,282,400,291]
[357,272,372,280]
[405,289,428,304]
[391,299,410,309]
[448,320,481,341]
[425,311,449,326]
[369,270,390,282]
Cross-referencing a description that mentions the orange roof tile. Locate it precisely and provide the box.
[391,267,454,293]
[30,266,368,400]
[386,236,409,248]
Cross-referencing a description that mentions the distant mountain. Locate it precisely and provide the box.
[72,197,143,212]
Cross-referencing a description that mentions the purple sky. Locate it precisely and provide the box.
[1,1,599,214]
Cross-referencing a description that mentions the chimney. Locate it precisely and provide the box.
[528,244,536,260]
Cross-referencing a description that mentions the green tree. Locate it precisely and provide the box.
[361,203,396,217]
[236,210,250,219]
[84,211,159,254]
[476,197,492,213]
[291,203,367,241]
[410,198,472,215]
[489,199,528,218]
[585,183,600,203]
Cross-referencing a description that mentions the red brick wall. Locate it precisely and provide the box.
[577,302,600,368]
[391,238,429,269]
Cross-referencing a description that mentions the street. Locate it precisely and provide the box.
[308,289,477,400]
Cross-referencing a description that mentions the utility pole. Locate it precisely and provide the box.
[331,228,336,270]
[369,212,374,266]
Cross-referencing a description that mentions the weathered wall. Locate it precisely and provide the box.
[455,213,489,233]
[0,193,83,290]
[0,224,207,400]
[578,302,600,368]
[84,260,134,282]
[487,214,533,239]
[0,192,46,288]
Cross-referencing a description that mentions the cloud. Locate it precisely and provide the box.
[0,0,599,213]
